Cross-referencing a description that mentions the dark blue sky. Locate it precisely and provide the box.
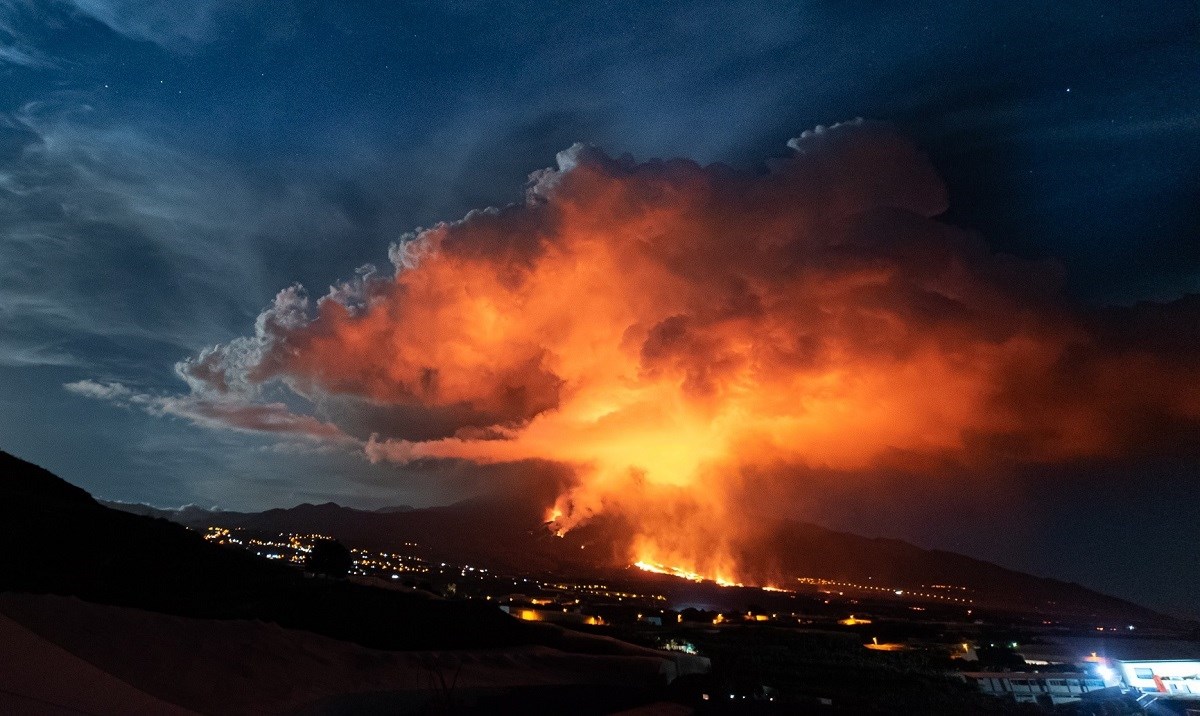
[1,1,1197,615]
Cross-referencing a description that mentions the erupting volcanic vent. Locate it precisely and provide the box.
[176,120,1200,584]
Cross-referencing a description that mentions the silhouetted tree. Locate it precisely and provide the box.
[306,539,353,578]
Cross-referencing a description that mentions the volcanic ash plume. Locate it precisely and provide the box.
[179,120,1200,583]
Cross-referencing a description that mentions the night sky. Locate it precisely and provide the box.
[1,2,1198,617]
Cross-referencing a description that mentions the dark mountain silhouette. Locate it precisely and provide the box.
[0,450,532,650]
[110,487,1176,626]
[104,499,415,539]
[735,520,1170,623]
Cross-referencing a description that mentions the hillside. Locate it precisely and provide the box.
[0,450,528,650]
[111,487,1173,626]
[0,593,698,716]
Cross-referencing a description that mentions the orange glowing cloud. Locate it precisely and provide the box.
[177,120,1200,582]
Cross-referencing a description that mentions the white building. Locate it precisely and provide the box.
[959,671,1105,706]
[1117,660,1200,697]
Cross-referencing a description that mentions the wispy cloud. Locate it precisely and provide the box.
[0,341,84,368]
[59,0,241,51]
[0,0,58,67]
[0,43,52,67]
[0,100,370,370]
[64,378,357,443]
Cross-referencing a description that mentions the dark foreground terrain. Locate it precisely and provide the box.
[1,449,1143,714]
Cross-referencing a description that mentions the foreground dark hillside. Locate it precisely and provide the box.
[1,451,1156,714]
[0,450,529,651]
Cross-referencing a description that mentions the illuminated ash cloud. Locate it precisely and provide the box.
[177,119,1200,580]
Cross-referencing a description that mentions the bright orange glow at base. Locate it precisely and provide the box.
[633,561,704,582]
[633,559,746,588]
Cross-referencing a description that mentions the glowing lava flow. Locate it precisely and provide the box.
[633,560,705,582]
[545,508,566,538]
[632,560,746,588]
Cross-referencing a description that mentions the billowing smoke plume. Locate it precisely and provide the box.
[176,120,1200,581]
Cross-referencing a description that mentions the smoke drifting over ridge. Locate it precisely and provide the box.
[172,120,1199,581]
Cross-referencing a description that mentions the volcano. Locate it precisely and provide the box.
[107,484,1176,628]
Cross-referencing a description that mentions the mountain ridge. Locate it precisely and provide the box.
[101,491,1181,627]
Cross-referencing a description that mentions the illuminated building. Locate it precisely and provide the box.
[1116,660,1200,696]
[959,672,1105,706]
